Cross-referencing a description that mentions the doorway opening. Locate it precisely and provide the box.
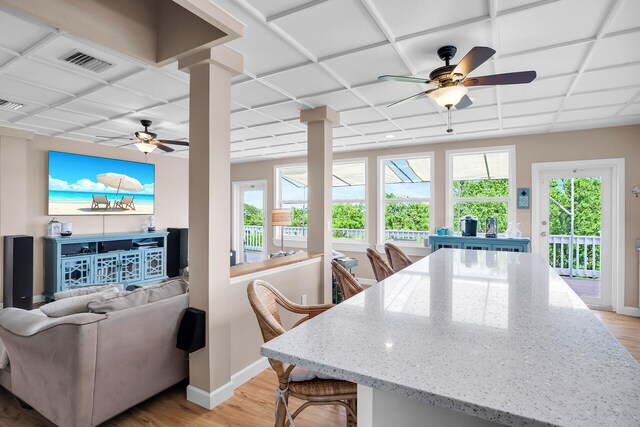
[232,181,266,264]
[547,176,603,299]
[532,159,624,311]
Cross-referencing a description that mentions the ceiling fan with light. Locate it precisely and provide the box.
[379,45,536,133]
[131,119,189,154]
[97,119,189,154]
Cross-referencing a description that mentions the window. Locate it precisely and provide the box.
[275,159,368,240]
[276,164,308,238]
[446,146,515,234]
[332,160,367,240]
[378,154,433,244]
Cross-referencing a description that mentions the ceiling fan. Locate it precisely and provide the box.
[97,119,189,154]
[379,45,536,133]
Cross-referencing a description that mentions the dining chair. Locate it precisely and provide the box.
[366,248,394,282]
[384,243,413,272]
[331,260,365,300]
[247,280,357,427]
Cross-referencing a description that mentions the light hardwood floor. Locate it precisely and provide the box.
[1,310,638,427]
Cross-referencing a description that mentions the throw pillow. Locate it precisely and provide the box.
[40,287,119,318]
[54,284,123,300]
[147,278,188,303]
[88,288,149,313]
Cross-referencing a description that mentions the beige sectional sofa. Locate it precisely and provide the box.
[0,290,189,426]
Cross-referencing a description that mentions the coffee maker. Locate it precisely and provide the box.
[460,215,478,237]
[485,217,498,238]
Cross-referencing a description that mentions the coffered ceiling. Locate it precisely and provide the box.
[0,0,638,163]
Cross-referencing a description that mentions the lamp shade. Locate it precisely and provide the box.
[430,86,468,108]
[135,142,157,153]
[272,208,292,226]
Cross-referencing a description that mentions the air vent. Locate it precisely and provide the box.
[61,50,113,73]
[0,99,24,110]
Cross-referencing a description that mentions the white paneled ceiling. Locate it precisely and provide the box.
[0,0,639,163]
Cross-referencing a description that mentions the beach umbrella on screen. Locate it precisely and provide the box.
[96,172,143,200]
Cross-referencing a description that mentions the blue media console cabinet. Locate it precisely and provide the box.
[44,231,168,300]
[428,235,530,253]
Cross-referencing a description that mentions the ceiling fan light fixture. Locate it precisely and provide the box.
[430,86,468,109]
[135,130,157,141]
[135,142,157,154]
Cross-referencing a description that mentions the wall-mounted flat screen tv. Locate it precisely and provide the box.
[48,151,155,216]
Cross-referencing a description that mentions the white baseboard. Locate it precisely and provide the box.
[187,357,270,410]
[187,382,234,410]
[618,306,640,317]
[358,278,377,286]
[0,295,45,310]
[231,357,270,388]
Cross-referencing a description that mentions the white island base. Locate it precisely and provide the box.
[358,385,500,427]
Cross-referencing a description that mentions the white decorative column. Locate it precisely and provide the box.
[178,46,243,409]
[301,106,340,303]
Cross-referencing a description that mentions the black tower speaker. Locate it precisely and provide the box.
[3,235,33,310]
[176,308,206,353]
[167,228,188,278]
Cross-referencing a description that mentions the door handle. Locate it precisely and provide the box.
[541,220,547,225]
[540,231,547,237]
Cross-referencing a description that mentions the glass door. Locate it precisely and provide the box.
[537,167,612,308]
[234,181,266,263]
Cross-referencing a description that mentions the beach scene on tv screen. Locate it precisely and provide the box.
[48,152,155,215]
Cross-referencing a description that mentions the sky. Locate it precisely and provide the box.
[48,151,155,194]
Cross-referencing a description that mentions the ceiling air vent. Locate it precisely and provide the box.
[0,99,24,110]
[61,50,113,73]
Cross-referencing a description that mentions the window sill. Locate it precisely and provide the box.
[272,239,371,253]
[375,243,430,258]
[271,239,430,257]
[273,239,306,249]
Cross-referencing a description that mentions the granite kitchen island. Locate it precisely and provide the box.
[261,249,640,426]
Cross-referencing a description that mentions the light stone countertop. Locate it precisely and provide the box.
[261,249,640,426]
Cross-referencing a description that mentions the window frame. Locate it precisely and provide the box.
[445,145,516,233]
[274,158,369,243]
[331,157,369,243]
[377,152,435,247]
[274,162,308,242]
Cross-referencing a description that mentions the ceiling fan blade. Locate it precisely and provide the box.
[387,90,434,108]
[156,139,189,146]
[151,142,175,153]
[463,71,537,86]
[451,46,496,81]
[378,75,431,85]
[455,95,473,110]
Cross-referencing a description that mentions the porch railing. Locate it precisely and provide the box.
[244,226,429,245]
[243,225,263,251]
[548,234,601,279]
